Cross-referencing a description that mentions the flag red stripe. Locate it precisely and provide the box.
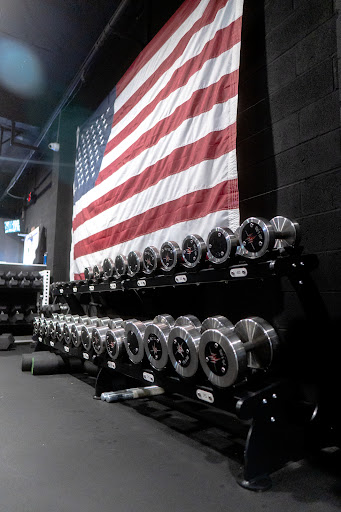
[98,70,239,186]
[105,18,242,158]
[114,0,232,124]
[73,122,237,231]
[116,0,203,98]
[74,179,239,259]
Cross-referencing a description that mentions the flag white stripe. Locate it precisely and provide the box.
[72,208,240,275]
[73,149,237,245]
[112,0,242,139]
[115,0,211,110]
[73,94,238,219]
[103,42,240,169]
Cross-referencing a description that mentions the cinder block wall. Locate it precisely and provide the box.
[237,0,340,320]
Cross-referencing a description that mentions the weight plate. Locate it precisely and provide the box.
[167,324,201,378]
[127,250,143,277]
[175,315,201,330]
[81,325,94,351]
[103,257,115,278]
[144,323,171,370]
[143,246,160,274]
[153,314,175,329]
[206,227,238,264]
[84,267,94,280]
[124,320,149,364]
[181,234,207,268]
[239,217,275,259]
[106,327,125,360]
[234,317,279,369]
[270,216,300,250]
[160,241,181,271]
[115,254,128,278]
[201,315,234,332]
[199,327,246,387]
[92,325,108,354]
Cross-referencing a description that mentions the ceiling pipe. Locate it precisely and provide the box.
[0,0,132,205]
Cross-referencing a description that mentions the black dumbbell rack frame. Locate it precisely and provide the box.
[37,252,320,490]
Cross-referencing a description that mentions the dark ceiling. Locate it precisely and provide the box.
[0,0,184,217]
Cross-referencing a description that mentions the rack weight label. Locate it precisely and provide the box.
[143,372,154,383]
[230,267,247,278]
[107,361,116,369]
[196,389,214,403]
[175,275,187,284]
[59,289,63,294]
[89,285,95,291]
[109,282,117,290]
[64,346,70,353]
[137,279,146,287]
[50,341,55,347]
[73,287,77,293]
[83,353,89,360]
[38,336,42,342]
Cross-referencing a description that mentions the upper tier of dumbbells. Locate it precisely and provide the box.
[80,215,301,282]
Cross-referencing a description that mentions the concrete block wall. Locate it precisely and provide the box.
[236,0,341,404]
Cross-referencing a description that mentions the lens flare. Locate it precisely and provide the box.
[0,37,45,98]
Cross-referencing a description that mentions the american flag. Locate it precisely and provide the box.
[70,0,244,280]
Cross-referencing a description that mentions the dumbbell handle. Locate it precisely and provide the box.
[243,338,265,352]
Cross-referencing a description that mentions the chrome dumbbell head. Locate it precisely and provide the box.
[167,315,202,378]
[124,319,153,364]
[127,251,143,277]
[160,241,182,272]
[181,235,207,269]
[144,314,175,370]
[206,227,238,265]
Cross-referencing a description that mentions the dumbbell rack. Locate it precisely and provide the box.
[0,262,46,335]
[43,252,319,491]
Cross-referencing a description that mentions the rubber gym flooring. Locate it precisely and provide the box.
[0,343,340,512]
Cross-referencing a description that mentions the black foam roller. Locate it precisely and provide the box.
[31,353,65,375]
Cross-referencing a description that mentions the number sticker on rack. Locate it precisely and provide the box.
[108,361,116,369]
[196,389,214,403]
[143,372,154,383]
[50,341,55,347]
[137,279,146,287]
[230,268,247,278]
[38,336,42,342]
[175,275,187,284]
[64,346,70,353]
[110,282,117,290]
[59,289,63,294]
[89,285,95,291]
[73,287,77,293]
[83,353,89,360]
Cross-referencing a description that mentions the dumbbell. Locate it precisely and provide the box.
[199,316,280,388]
[142,246,161,275]
[55,314,72,343]
[114,254,128,278]
[83,267,93,280]
[48,314,65,340]
[10,307,24,323]
[92,317,124,355]
[81,317,112,352]
[105,322,129,361]
[31,272,43,288]
[0,272,5,286]
[238,216,300,259]
[93,264,103,280]
[127,250,143,277]
[206,227,238,265]
[0,306,9,323]
[123,319,154,364]
[62,315,81,346]
[70,316,91,348]
[167,315,202,377]
[102,257,115,279]
[6,271,19,287]
[33,316,42,336]
[160,241,182,272]
[181,235,207,269]
[144,314,175,370]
